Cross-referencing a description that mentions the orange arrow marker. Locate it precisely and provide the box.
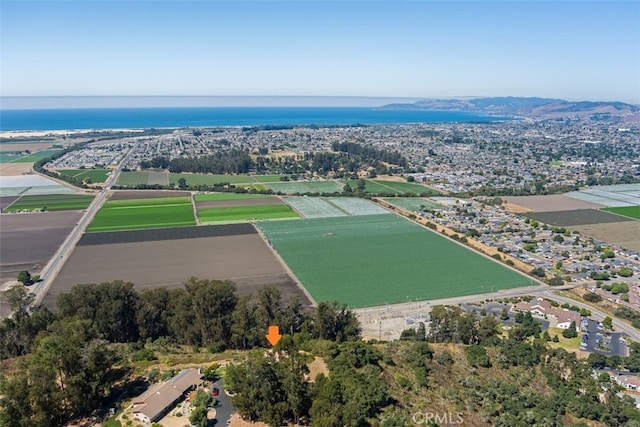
[265,325,282,346]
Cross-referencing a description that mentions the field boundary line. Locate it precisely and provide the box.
[190,192,200,225]
[323,197,352,216]
[253,222,318,308]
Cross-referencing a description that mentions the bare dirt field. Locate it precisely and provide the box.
[504,195,604,212]
[502,202,531,214]
[0,163,33,176]
[0,211,81,281]
[571,222,640,252]
[526,209,633,227]
[196,198,283,209]
[0,196,18,211]
[45,225,311,309]
[0,142,54,153]
[108,190,191,200]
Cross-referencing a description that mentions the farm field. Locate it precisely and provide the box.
[602,205,640,220]
[324,197,389,216]
[258,214,530,308]
[504,195,604,212]
[12,149,62,163]
[194,193,274,202]
[380,197,443,211]
[252,175,287,183]
[526,209,634,227]
[0,211,82,316]
[44,224,311,310]
[284,197,348,219]
[198,204,298,223]
[565,184,640,208]
[147,171,169,186]
[56,168,110,183]
[370,180,440,195]
[0,152,23,163]
[88,196,195,232]
[169,173,254,185]
[109,190,191,200]
[117,171,149,186]
[4,194,94,212]
[571,222,640,253]
[266,180,344,194]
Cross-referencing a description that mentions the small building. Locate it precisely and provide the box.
[132,368,203,425]
[514,297,581,329]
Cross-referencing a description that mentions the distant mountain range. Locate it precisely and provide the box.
[380,97,640,121]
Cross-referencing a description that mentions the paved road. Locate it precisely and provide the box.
[212,378,234,425]
[31,148,133,306]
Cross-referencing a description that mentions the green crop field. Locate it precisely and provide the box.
[372,180,440,195]
[381,197,443,211]
[195,193,277,202]
[88,197,195,232]
[5,194,94,212]
[57,169,111,183]
[603,205,640,220]
[266,180,344,194]
[169,173,254,185]
[0,152,23,163]
[252,175,288,183]
[258,214,531,308]
[117,172,149,186]
[199,204,298,223]
[12,149,61,163]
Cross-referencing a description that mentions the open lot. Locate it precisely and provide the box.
[44,224,310,310]
[117,171,149,186]
[0,142,55,153]
[526,209,634,227]
[0,210,82,284]
[504,195,604,212]
[4,194,94,212]
[258,214,531,308]
[0,162,33,176]
[571,222,640,252]
[602,205,640,220]
[88,196,195,232]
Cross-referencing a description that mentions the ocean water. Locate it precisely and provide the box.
[0,107,511,131]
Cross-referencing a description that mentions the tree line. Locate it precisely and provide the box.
[0,279,360,426]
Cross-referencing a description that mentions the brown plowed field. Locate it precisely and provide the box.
[196,198,283,209]
[0,196,19,211]
[571,222,640,252]
[0,211,81,281]
[526,209,633,227]
[504,195,604,212]
[45,227,311,309]
[108,190,191,200]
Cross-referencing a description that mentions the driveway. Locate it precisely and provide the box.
[212,378,235,425]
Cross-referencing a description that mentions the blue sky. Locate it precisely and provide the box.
[1,1,639,104]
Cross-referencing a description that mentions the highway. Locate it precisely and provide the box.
[31,148,134,306]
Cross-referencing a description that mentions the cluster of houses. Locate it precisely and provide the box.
[513,297,582,329]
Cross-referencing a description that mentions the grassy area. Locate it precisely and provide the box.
[194,193,276,202]
[258,214,530,308]
[56,169,111,183]
[198,204,299,223]
[12,149,61,163]
[169,173,254,185]
[5,194,94,212]
[547,327,581,351]
[603,205,640,220]
[117,171,149,186]
[88,197,195,232]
